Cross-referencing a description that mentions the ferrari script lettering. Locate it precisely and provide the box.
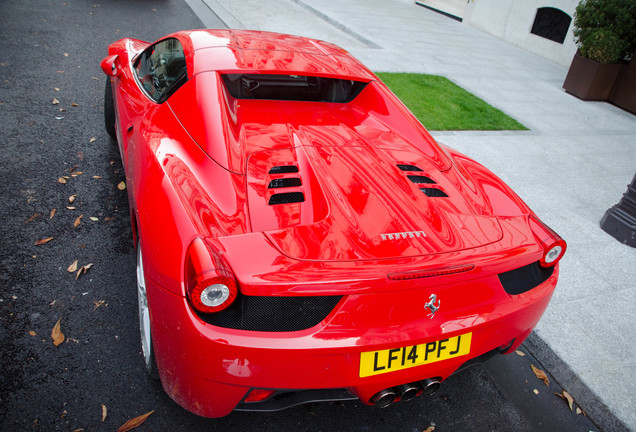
[380,231,426,240]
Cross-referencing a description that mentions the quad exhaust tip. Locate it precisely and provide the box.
[371,378,441,407]
[371,388,397,408]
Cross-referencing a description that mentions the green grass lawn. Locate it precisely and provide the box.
[375,73,527,131]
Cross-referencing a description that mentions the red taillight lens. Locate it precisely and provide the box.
[529,215,567,267]
[185,238,238,313]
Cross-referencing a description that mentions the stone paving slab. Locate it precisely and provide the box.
[197,0,636,428]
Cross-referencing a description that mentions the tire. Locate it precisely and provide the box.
[136,241,159,379]
[104,77,116,139]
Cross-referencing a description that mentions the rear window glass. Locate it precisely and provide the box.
[221,74,367,103]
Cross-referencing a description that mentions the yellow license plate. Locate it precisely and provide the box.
[359,333,472,378]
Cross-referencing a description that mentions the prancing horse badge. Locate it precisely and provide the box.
[425,294,441,319]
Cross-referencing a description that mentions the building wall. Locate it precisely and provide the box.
[462,0,579,66]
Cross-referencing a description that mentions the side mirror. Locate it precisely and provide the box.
[100,55,120,77]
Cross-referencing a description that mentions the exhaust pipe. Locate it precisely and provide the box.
[419,378,442,396]
[371,388,397,408]
[396,383,420,401]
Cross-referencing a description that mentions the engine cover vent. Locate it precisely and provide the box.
[268,177,302,189]
[408,175,436,184]
[269,165,299,174]
[269,192,306,205]
[420,187,448,198]
[397,164,423,172]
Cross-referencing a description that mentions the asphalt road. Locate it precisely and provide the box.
[0,0,609,430]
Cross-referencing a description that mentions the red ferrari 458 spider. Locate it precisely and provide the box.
[100,29,565,417]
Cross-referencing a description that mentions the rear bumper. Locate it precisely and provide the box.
[147,267,557,417]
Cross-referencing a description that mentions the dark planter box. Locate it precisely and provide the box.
[609,50,636,115]
[600,173,636,248]
[563,51,622,101]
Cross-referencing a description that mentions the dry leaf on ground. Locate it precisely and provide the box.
[71,102,78,107]
[75,263,94,279]
[67,260,78,273]
[35,237,54,245]
[74,214,83,228]
[515,350,525,356]
[25,213,40,224]
[555,390,574,411]
[89,137,96,143]
[101,404,107,422]
[58,177,67,184]
[89,217,99,221]
[51,319,64,346]
[50,209,56,219]
[423,425,436,432]
[52,98,60,105]
[117,410,154,432]
[93,300,105,311]
[29,331,36,336]
[531,364,550,386]
[92,175,102,179]
[117,181,126,191]
[69,194,76,204]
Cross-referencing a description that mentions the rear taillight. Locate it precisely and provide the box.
[528,215,567,267]
[185,238,238,313]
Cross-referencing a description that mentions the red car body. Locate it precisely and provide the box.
[101,29,565,418]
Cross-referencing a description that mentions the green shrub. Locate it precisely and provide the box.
[574,0,636,63]
[582,29,627,64]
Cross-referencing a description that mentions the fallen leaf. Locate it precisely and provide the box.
[515,350,525,357]
[54,87,60,91]
[533,389,539,395]
[29,331,37,336]
[51,319,64,346]
[92,176,102,179]
[74,214,83,228]
[35,237,54,245]
[117,410,154,432]
[55,116,64,120]
[71,102,78,107]
[71,172,83,177]
[52,98,60,105]
[58,177,67,184]
[423,425,436,432]
[63,52,69,57]
[57,70,64,74]
[89,137,96,143]
[89,217,99,221]
[91,76,99,80]
[69,194,76,204]
[67,260,78,273]
[103,217,115,221]
[49,300,57,306]
[117,181,126,191]
[101,404,107,422]
[59,108,66,112]
[576,407,582,415]
[93,300,105,311]
[50,209,56,219]
[76,263,94,279]
[531,364,550,386]
[25,213,40,224]
[555,390,574,411]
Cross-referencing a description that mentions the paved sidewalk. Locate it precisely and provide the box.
[190,0,636,428]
